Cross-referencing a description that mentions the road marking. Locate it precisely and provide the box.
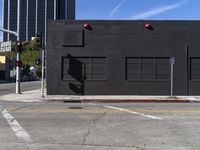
[2,109,33,144]
[88,103,98,106]
[104,105,162,120]
[9,108,200,113]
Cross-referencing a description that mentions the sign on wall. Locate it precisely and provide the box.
[0,41,12,53]
[0,56,6,70]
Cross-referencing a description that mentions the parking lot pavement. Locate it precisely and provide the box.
[1,102,200,150]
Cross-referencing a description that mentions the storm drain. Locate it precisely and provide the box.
[68,107,83,109]
[63,100,81,103]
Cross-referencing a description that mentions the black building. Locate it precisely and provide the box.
[3,0,75,41]
[47,20,200,96]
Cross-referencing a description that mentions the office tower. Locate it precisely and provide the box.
[3,0,75,41]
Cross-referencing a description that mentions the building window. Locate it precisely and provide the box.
[62,56,106,81]
[190,57,200,81]
[126,57,170,81]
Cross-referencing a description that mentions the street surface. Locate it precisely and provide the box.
[0,81,40,95]
[0,102,200,150]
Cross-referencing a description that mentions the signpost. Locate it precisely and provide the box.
[170,57,175,97]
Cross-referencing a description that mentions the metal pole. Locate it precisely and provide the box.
[41,0,47,98]
[45,0,47,44]
[41,47,45,98]
[2,0,4,40]
[35,0,38,34]
[54,0,56,20]
[0,29,18,36]
[171,63,173,97]
[16,0,20,94]
[26,0,29,41]
[7,0,10,41]
[170,57,175,97]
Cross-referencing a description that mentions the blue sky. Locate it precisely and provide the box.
[76,0,200,20]
[1,0,200,41]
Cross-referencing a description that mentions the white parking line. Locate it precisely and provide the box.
[88,103,98,106]
[2,109,33,143]
[104,105,162,120]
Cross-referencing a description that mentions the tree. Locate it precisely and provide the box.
[7,40,41,78]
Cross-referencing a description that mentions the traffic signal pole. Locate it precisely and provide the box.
[1,0,21,94]
[36,33,45,98]
[41,47,45,98]
[16,0,21,94]
[0,29,19,94]
[40,0,47,98]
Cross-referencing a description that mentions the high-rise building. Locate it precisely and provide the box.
[2,0,75,42]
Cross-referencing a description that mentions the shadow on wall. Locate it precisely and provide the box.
[67,54,86,95]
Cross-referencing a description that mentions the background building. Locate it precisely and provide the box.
[3,0,75,42]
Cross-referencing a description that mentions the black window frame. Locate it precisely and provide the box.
[62,56,107,81]
[126,57,171,82]
[190,57,200,81]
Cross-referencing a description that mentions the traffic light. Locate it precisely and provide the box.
[16,41,22,53]
[36,33,43,49]
[16,60,22,67]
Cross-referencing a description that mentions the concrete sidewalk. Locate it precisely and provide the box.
[1,88,200,103]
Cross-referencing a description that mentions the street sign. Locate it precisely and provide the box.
[0,41,12,53]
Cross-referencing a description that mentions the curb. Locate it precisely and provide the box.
[82,99,191,103]
[44,99,192,103]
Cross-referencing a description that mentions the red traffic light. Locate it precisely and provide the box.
[144,23,153,30]
[83,23,92,30]
[16,60,22,67]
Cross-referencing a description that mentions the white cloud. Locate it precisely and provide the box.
[107,0,127,19]
[128,0,190,20]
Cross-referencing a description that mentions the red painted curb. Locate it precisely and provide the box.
[82,99,190,103]
[44,99,192,103]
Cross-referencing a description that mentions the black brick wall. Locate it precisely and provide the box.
[47,20,200,95]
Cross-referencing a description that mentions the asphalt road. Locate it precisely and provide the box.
[0,81,41,95]
[1,102,200,150]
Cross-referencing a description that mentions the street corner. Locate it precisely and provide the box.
[0,91,44,103]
